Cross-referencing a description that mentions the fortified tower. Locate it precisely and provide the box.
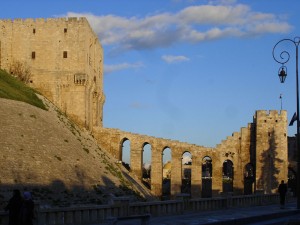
[254,110,288,193]
[0,17,105,129]
[0,17,289,198]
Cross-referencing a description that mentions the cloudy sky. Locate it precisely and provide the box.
[2,1,300,161]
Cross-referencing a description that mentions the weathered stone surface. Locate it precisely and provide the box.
[0,17,288,201]
[0,97,152,208]
[0,17,105,130]
[93,110,288,197]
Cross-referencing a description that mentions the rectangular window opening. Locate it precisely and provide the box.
[63,51,68,58]
[64,28,67,33]
[33,28,36,34]
[32,51,36,59]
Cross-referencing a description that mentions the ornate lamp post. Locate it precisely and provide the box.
[272,37,300,209]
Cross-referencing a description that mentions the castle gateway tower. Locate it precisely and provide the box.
[0,17,105,129]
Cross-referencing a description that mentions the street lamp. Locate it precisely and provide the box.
[278,66,287,83]
[272,37,300,209]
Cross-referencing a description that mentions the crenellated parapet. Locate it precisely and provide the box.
[0,17,88,27]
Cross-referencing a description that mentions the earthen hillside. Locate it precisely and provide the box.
[0,93,153,208]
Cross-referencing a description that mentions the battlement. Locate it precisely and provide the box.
[255,110,287,117]
[0,17,96,40]
[0,17,97,45]
[254,110,287,124]
[0,17,88,25]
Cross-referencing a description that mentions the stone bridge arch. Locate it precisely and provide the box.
[93,127,246,198]
[142,142,152,188]
[181,151,192,195]
[93,109,288,199]
[120,138,130,169]
[244,163,255,194]
[223,159,234,193]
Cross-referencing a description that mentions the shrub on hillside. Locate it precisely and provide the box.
[9,60,31,83]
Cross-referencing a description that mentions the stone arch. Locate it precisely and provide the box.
[181,151,192,194]
[222,159,234,193]
[244,163,254,195]
[162,147,172,200]
[142,142,152,189]
[120,138,130,171]
[202,156,212,197]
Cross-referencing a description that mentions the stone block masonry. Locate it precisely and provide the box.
[0,17,288,199]
[0,17,105,129]
[93,110,288,198]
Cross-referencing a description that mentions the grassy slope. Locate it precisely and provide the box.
[0,69,153,206]
[0,69,46,110]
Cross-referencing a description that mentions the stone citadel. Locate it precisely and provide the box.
[0,17,289,198]
[0,17,105,129]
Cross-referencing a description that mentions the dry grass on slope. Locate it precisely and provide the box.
[0,69,46,110]
[0,96,145,208]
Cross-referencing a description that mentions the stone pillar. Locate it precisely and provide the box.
[212,162,222,197]
[233,159,244,195]
[130,141,142,179]
[191,155,202,198]
[231,136,244,195]
[151,144,163,197]
[171,151,182,197]
[238,127,252,195]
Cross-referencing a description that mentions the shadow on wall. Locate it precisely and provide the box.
[0,175,145,210]
[257,130,283,194]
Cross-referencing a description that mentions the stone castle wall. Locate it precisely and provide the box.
[93,110,288,197]
[0,17,288,198]
[0,17,105,128]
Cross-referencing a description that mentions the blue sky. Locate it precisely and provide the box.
[2,0,300,148]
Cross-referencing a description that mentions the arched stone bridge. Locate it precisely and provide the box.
[93,110,288,199]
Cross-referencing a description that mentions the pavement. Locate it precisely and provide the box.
[114,200,300,225]
[148,200,300,225]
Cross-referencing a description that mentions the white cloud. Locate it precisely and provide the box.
[143,162,151,169]
[177,4,249,25]
[66,3,291,53]
[249,22,291,35]
[208,0,237,5]
[182,155,192,164]
[104,62,143,74]
[65,2,292,54]
[162,55,190,63]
